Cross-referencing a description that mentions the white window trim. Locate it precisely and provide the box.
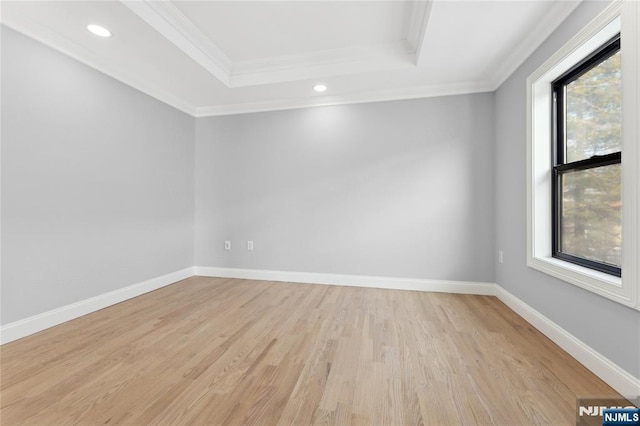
[526,0,639,310]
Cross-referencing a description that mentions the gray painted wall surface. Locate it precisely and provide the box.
[195,94,495,282]
[1,27,196,324]
[494,1,640,377]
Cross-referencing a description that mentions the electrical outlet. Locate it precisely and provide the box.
[498,250,504,264]
[247,241,254,251]
[225,241,231,250]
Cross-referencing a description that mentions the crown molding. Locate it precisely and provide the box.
[0,14,197,116]
[406,0,433,66]
[120,0,232,86]
[121,0,425,88]
[194,80,493,117]
[230,41,415,87]
[489,0,582,90]
[3,0,588,118]
[1,13,490,119]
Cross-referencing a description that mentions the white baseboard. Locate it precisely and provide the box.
[2,264,637,398]
[194,266,496,295]
[196,267,639,396]
[0,267,195,344]
[494,285,640,397]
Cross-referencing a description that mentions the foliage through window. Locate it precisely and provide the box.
[552,35,621,276]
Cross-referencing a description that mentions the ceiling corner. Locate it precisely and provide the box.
[489,0,583,90]
[406,0,433,67]
[120,0,232,87]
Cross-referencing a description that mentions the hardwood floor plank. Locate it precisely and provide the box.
[1,277,619,425]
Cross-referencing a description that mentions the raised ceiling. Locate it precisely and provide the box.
[1,0,581,116]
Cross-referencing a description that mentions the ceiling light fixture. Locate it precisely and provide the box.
[313,84,327,93]
[87,24,112,38]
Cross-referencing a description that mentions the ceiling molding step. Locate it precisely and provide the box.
[230,41,415,87]
[489,0,583,90]
[0,10,197,116]
[120,0,232,86]
[406,0,434,67]
[121,1,420,89]
[194,81,494,117]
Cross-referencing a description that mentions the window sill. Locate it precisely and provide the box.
[527,255,636,306]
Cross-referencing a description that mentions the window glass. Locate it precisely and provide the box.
[559,163,621,267]
[553,36,621,276]
[565,50,621,163]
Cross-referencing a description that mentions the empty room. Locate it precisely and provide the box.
[1,0,639,424]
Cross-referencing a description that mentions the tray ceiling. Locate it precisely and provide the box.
[0,1,582,116]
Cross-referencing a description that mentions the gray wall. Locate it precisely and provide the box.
[495,1,640,377]
[195,94,495,282]
[1,27,196,324]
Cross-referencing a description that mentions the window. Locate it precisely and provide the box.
[526,1,639,309]
[552,35,621,277]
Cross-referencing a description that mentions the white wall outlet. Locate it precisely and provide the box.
[247,240,254,251]
[224,240,231,250]
[498,250,504,264]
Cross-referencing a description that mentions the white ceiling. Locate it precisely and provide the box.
[1,0,582,116]
[174,2,411,61]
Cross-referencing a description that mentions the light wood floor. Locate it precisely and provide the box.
[1,277,617,425]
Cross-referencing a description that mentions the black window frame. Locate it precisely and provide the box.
[552,34,622,277]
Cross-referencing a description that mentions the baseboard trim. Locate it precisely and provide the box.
[194,266,496,295]
[2,265,637,397]
[0,267,195,344]
[196,267,639,396]
[494,285,640,397]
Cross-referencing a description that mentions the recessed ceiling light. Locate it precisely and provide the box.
[313,84,327,93]
[87,24,111,38]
